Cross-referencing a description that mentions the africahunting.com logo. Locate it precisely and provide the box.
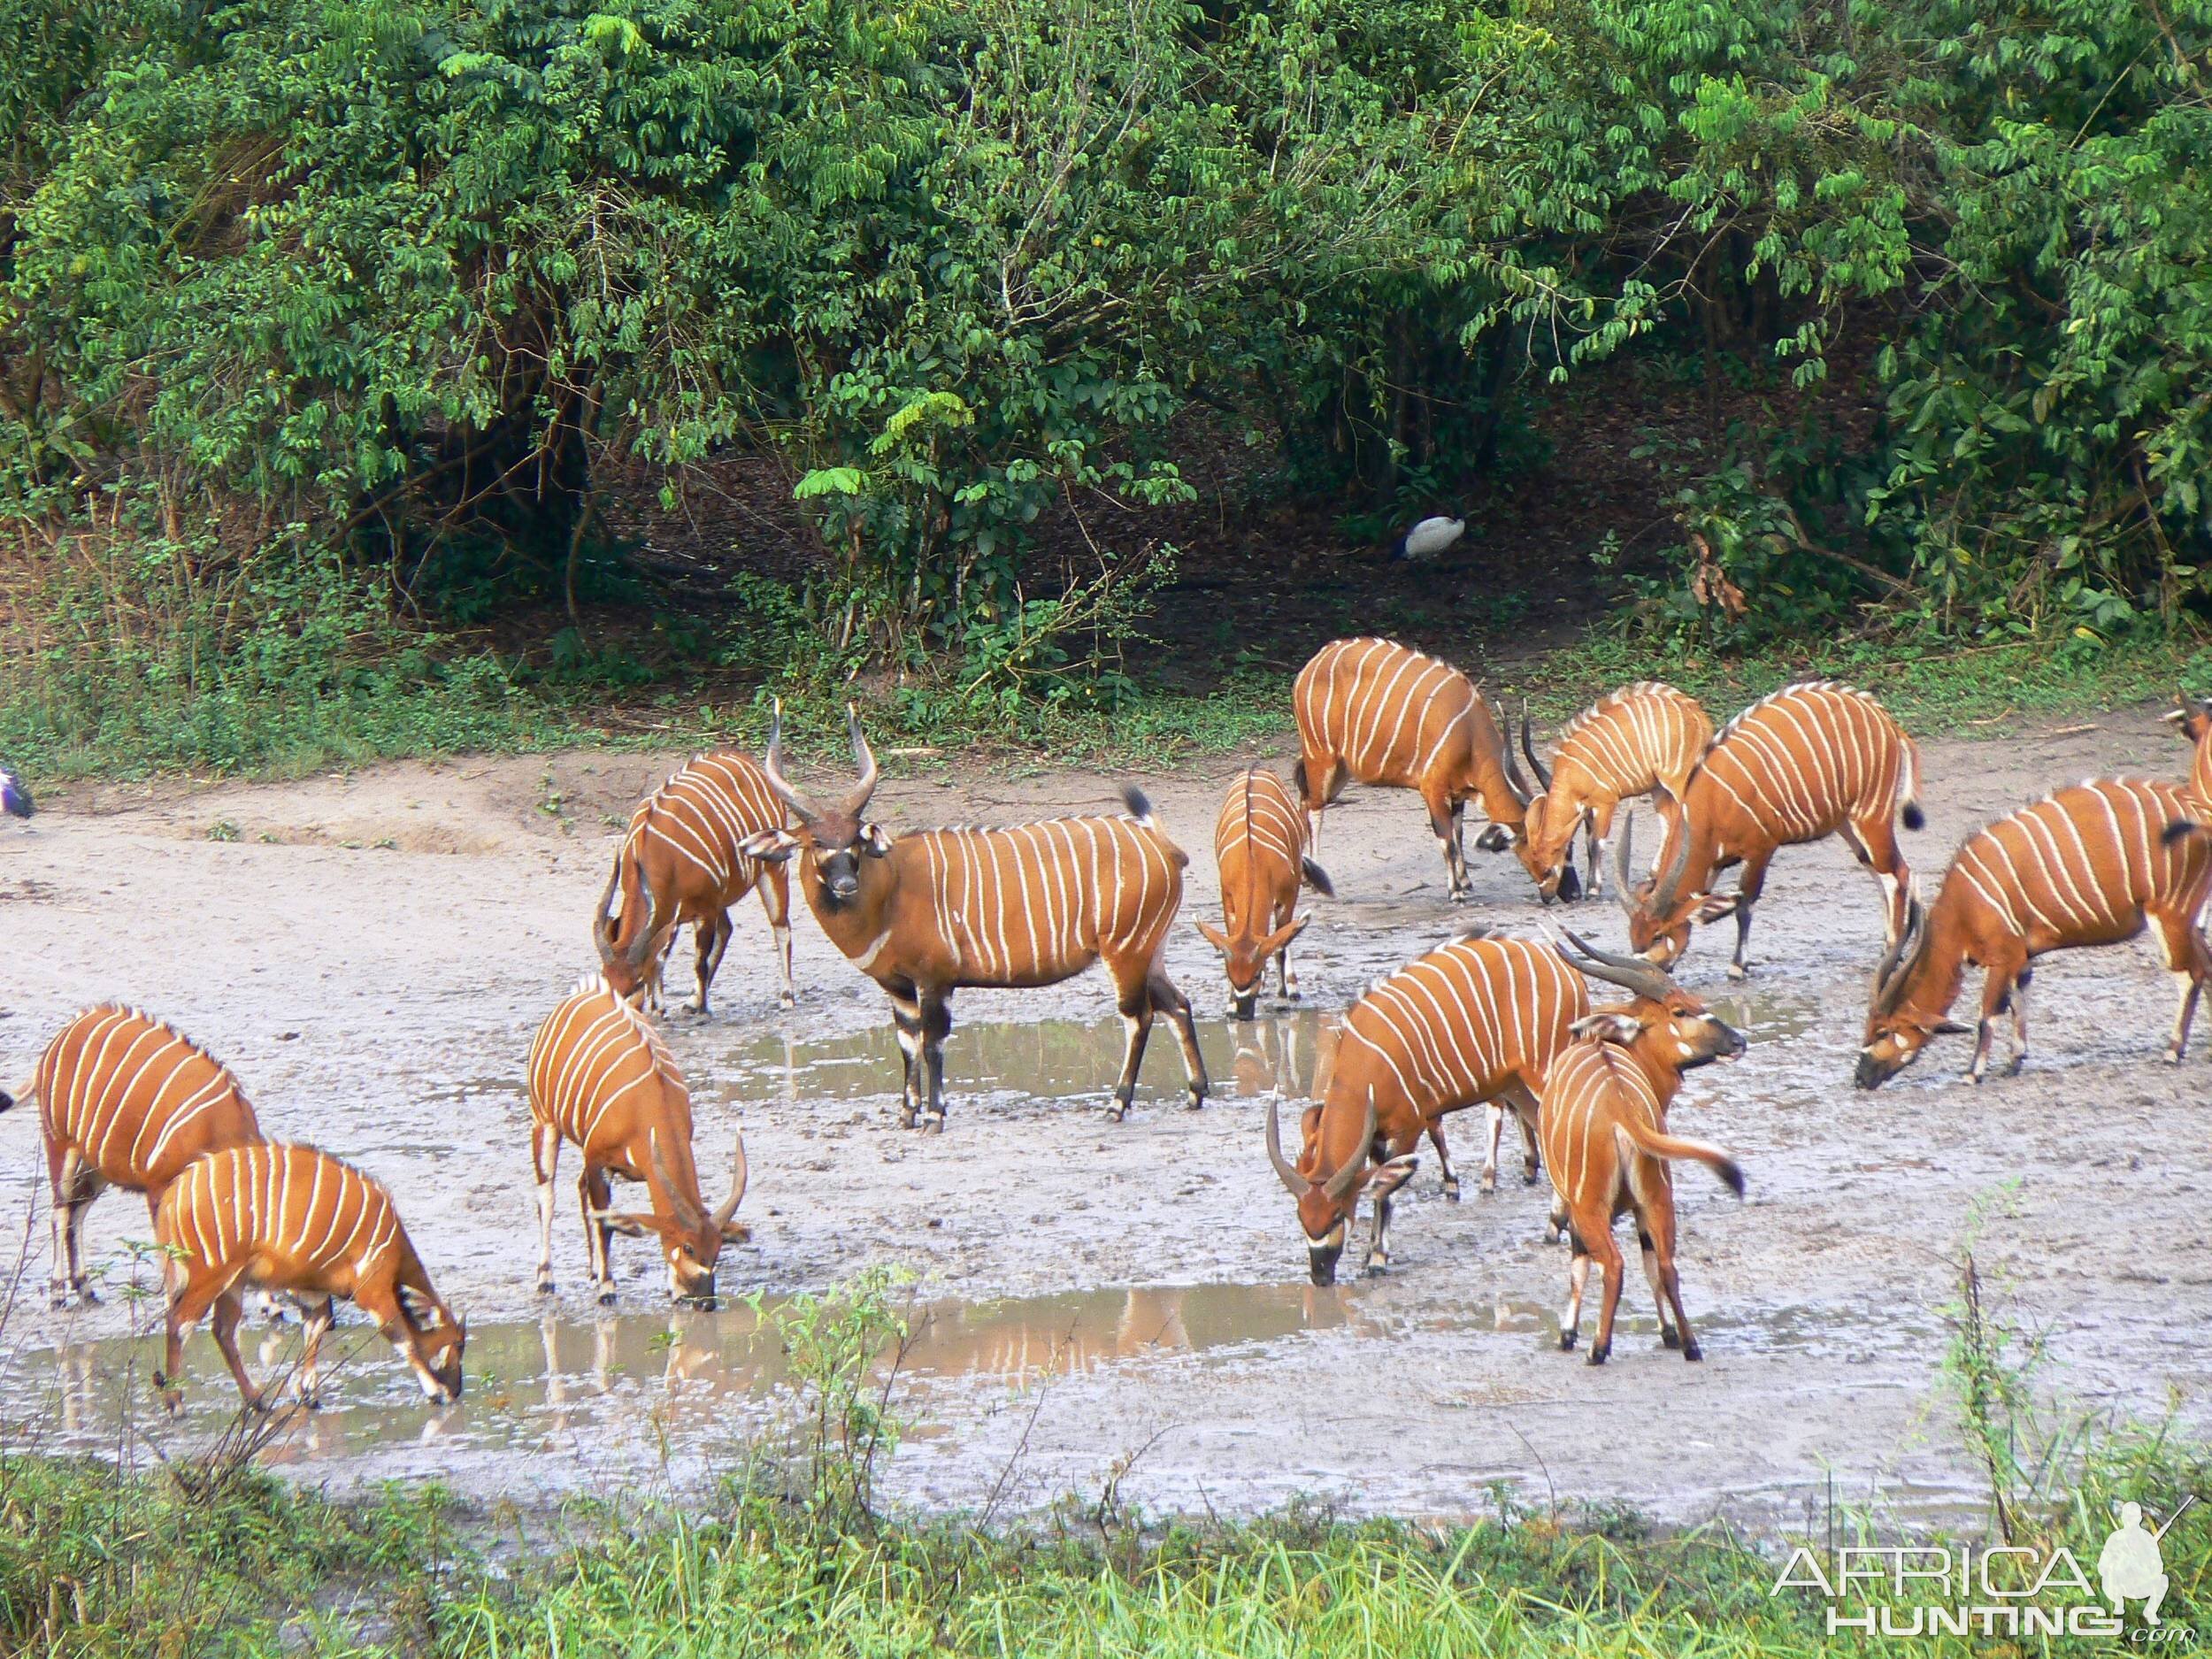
[1772,1499,2197,1640]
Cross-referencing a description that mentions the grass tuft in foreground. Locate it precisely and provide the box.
[3,1440,2202,1657]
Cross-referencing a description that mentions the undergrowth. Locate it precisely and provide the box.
[4,516,2208,785]
[1513,634,2212,736]
[8,610,2202,787]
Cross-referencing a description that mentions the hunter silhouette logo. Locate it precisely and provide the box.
[2101,1498,2194,1626]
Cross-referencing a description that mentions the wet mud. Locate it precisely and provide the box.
[1,710,2208,1527]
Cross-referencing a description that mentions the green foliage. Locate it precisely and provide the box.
[0,1455,449,1655]
[0,507,560,776]
[8,1432,2203,1656]
[4,0,2210,758]
[749,1264,912,1535]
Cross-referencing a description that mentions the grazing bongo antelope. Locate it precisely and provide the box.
[1857,780,2212,1087]
[1513,684,1714,902]
[1197,767,1333,1020]
[1265,933,1589,1284]
[153,1143,465,1410]
[1618,682,1923,976]
[595,749,795,1017]
[1291,638,1549,902]
[740,706,1208,1132]
[1539,932,1746,1364]
[11,1006,262,1310]
[526,975,749,1303]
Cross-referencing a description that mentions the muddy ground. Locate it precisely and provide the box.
[1,709,2207,1529]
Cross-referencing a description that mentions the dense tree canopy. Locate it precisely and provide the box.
[3,0,2208,661]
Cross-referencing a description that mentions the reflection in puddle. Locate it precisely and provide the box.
[10,1279,1935,1490]
[13,1282,1373,1484]
[702,1010,1339,1106]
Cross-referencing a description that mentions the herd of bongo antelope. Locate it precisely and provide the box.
[10,637,2212,1410]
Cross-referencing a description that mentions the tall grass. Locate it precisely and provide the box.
[0,518,1285,780]
[0,514,574,778]
[5,493,2202,784]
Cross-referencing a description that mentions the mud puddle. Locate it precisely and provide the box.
[4,1274,1946,1512]
[693,987,1808,1113]
[698,1009,1338,1109]
[5,736,2209,1529]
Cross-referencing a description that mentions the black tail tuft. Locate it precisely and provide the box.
[1302,856,1335,898]
[1715,1157,1747,1198]
[2165,818,2205,848]
[0,1090,13,1115]
[1290,758,1310,800]
[1901,803,1925,832]
[1118,785,1154,823]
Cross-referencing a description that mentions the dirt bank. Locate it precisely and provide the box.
[1,708,2206,1527]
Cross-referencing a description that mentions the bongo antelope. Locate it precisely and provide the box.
[526,975,749,1303]
[1197,767,1333,1019]
[2162,692,2212,806]
[153,1143,465,1410]
[1618,682,1923,975]
[12,1006,262,1310]
[1265,933,1588,1284]
[740,706,1208,1132]
[1512,683,1713,902]
[1291,638,1551,902]
[1858,780,2212,1087]
[1538,932,1746,1365]
[595,749,795,1016]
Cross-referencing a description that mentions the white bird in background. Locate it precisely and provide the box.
[1,763,33,821]
[1390,514,1465,563]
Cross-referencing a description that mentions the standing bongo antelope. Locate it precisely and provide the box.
[1856,780,2212,1087]
[1265,933,1589,1284]
[740,706,1208,1132]
[153,1143,465,1410]
[1538,932,1746,1365]
[595,750,795,1017]
[1197,767,1333,1020]
[12,1006,262,1310]
[526,975,749,1303]
[1291,638,1549,902]
[1513,684,1714,902]
[1617,682,1923,976]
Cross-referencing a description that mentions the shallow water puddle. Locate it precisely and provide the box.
[691,986,1817,1115]
[700,1009,1340,1106]
[8,1278,1933,1491]
[12,1281,1365,1477]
